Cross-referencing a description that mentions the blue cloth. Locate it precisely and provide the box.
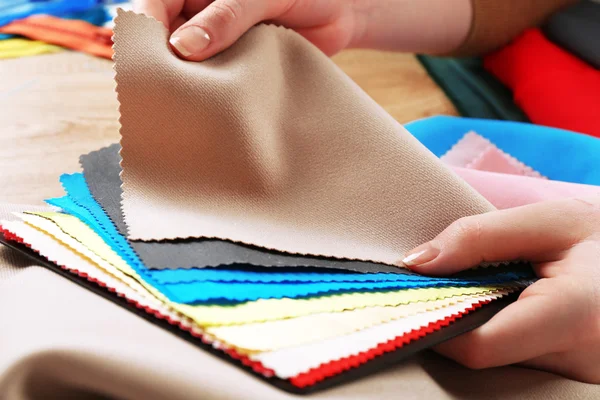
[405,116,600,186]
[45,173,530,304]
[0,0,97,27]
[0,2,114,39]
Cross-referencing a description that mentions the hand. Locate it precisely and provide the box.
[402,197,600,384]
[133,0,359,61]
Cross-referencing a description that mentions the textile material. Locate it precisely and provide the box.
[0,203,57,286]
[0,15,114,59]
[207,291,508,353]
[416,56,529,122]
[454,167,600,210]
[1,267,597,400]
[115,11,493,265]
[0,38,62,59]
[441,131,545,178]
[405,116,600,186]
[22,210,527,305]
[250,298,503,379]
[0,0,98,27]
[484,29,600,138]
[544,0,600,69]
[5,211,514,327]
[13,213,522,305]
[453,0,578,56]
[80,144,404,274]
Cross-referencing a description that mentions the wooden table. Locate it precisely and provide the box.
[0,49,456,205]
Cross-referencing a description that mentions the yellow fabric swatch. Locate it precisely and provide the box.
[180,285,515,326]
[207,289,511,353]
[23,212,517,327]
[0,38,62,59]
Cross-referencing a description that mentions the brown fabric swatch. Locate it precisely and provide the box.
[115,10,494,266]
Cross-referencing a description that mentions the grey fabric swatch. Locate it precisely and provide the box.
[543,0,600,69]
[80,144,405,273]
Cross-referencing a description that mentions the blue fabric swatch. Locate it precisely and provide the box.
[45,173,529,304]
[405,116,600,185]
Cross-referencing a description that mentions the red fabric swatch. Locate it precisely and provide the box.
[484,29,600,138]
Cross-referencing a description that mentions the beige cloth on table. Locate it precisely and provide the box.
[1,204,599,399]
[116,11,493,265]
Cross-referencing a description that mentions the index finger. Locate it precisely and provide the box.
[133,0,185,29]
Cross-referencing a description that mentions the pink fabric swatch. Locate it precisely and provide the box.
[444,132,600,209]
[442,131,546,179]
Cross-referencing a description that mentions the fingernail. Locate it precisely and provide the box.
[170,26,211,57]
[401,243,440,267]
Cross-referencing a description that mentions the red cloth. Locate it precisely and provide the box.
[484,29,600,138]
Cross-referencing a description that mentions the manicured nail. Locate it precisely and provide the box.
[401,243,440,267]
[170,26,211,57]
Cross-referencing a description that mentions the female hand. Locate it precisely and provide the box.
[133,0,359,61]
[133,0,473,61]
[402,197,600,383]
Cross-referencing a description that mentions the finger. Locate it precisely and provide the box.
[133,0,185,29]
[168,0,291,61]
[522,348,600,384]
[434,278,587,369]
[401,198,595,275]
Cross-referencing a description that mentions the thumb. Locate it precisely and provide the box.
[168,0,287,61]
[401,198,593,275]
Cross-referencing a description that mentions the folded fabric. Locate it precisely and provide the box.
[543,0,600,69]
[80,145,404,274]
[483,29,600,138]
[405,116,600,185]
[416,56,529,122]
[0,38,62,59]
[115,11,493,265]
[0,15,113,59]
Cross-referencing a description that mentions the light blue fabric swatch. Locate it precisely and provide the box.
[44,173,530,304]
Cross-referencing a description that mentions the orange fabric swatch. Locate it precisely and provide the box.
[0,15,113,59]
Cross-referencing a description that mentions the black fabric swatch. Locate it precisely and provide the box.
[543,0,600,70]
[80,144,405,273]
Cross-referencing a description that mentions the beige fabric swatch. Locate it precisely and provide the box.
[115,10,494,265]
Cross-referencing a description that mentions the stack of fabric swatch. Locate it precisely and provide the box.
[0,0,130,59]
[4,10,600,394]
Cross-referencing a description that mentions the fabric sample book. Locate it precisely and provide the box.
[0,10,541,395]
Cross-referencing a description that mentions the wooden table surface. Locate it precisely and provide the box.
[0,49,456,205]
